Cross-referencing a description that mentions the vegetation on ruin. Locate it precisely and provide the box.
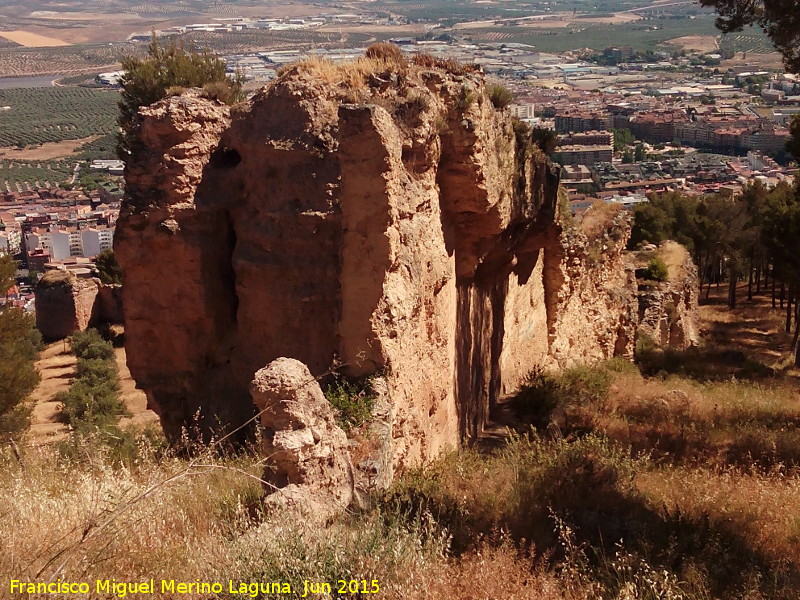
[323,375,377,433]
[487,83,513,110]
[117,35,245,157]
[644,256,669,282]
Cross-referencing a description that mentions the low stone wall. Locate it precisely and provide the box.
[636,241,700,350]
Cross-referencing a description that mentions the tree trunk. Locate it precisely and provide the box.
[781,281,786,309]
[772,273,777,309]
[728,263,737,309]
[756,261,766,294]
[786,285,793,334]
[747,248,754,301]
[795,330,800,367]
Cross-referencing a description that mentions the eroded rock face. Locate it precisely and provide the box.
[116,57,657,470]
[547,208,639,368]
[250,358,354,517]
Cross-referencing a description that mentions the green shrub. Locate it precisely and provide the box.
[95,249,123,285]
[644,257,669,281]
[509,364,612,429]
[57,377,126,429]
[602,356,638,374]
[323,376,376,433]
[74,358,119,390]
[487,83,513,109]
[70,329,115,361]
[118,35,245,157]
[455,85,476,111]
[60,328,127,431]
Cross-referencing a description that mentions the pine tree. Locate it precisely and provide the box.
[0,255,41,441]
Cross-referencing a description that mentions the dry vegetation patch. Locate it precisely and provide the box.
[637,466,800,569]
[578,200,623,239]
[0,136,99,161]
[0,30,70,48]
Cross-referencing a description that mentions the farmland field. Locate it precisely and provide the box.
[719,30,776,55]
[0,43,128,78]
[186,29,375,54]
[369,0,704,22]
[0,159,75,192]
[461,15,772,53]
[0,87,118,148]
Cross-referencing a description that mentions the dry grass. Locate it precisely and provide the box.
[637,466,800,569]
[0,442,260,591]
[283,53,407,92]
[578,200,623,239]
[37,269,72,287]
[0,440,591,600]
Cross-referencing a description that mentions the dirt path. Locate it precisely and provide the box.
[28,342,158,444]
[700,282,797,374]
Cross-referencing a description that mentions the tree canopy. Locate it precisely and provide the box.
[95,249,123,285]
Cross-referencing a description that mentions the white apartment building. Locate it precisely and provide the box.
[509,103,536,120]
[26,226,114,261]
[0,229,20,255]
[81,227,114,257]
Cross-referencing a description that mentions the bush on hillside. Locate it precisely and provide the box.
[70,329,115,361]
[487,83,513,109]
[644,257,669,282]
[509,364,612,429]
[95,248,123,285]
[59,329,127,430]
[118,35,245,157]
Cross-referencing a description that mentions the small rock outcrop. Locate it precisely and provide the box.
[250,358,354,517]
[34,271,124,341]
[636,241,700,349]
[35,271,98,340]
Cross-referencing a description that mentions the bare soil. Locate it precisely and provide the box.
[0,136,98,161]
[0,30,71,47]
[663,35,719,53]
